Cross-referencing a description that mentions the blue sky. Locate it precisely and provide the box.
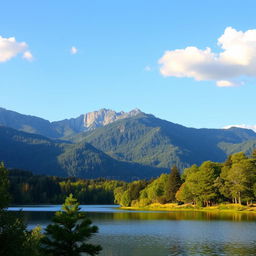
[1,1,256,130]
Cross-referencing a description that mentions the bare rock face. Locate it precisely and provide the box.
[51,108,143,137]
[83,108,142,129]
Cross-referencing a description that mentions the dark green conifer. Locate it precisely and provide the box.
[165,166,182,202]
[41,194,102,256]
[0,163,41,256]
[0,162,10,209]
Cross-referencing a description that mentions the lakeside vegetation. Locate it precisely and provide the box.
[0,163,101,256]
[8,169,125,205]
[3,149,256,215]
[121,203,256,214]
[114,150,256,211]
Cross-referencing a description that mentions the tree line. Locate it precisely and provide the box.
[5,150,256,209]
[0,163,102,256]
[115,150,256,207]
[8,169,125,205]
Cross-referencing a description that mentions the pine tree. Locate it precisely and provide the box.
[0,163,41,256]
[41,194,102,256]
[0,162,10,209]
[165,166,182,202]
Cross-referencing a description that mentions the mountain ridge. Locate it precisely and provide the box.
[70,114,256,170]
[0,107,256,177]
[0,107,144,138]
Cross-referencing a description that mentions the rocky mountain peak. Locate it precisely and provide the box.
[83,108,143,129]
[0,106,144,138]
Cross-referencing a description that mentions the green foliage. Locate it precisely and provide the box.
[141,174,169,204]
[120,190,132,207]
[0,162,10,209]
[8,169,126,205]
[176,161,221,206]
[165,166,182,202]
[177,153,256,206]
[114,186,126,204]
[0,163,43,256]
[115,180,148,206]
[0,211,28,256]
[115,151,256,208]
[176,183,194,203]
[41,194,102,256]
[25,226,44,256]
[218,153,256,204]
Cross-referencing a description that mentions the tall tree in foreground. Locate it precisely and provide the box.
[41,194,102,256]
[165,166,181,202]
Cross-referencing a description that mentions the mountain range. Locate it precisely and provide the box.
[0,107,142,138]
[0,107,256,180]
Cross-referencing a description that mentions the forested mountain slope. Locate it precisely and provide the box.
[0,126,164,180]
[70,113,256,169]
[1,107,256,172]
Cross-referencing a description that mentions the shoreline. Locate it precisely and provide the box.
[120,203,256,214]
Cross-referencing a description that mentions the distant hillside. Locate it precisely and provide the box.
[0,107,142,138]
[0,107,60,138]
[1,107,256,173]
[0,126,164,180]
[69,113,256,169]
[218,140,256,156]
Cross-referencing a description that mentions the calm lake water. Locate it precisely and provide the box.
[8,205,256,256]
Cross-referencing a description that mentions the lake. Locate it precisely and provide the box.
[8,205,256,256]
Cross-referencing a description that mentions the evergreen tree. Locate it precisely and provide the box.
[0,163,41,256]
[0,162,10,208]
[165,166,181,202]
[41,194,102,256]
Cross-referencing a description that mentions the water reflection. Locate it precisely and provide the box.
[10,206,256,256]
[168,241,256,256]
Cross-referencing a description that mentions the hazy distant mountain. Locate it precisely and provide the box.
[0,107,143,138]
[0,126,164,180]
[0,107,60,138]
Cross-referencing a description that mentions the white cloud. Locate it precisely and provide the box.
[216,80,242,87]
[159,27,256,87]
[144,65,152,72]
[70,46,78,55]
[23,51,33,61]
[0,36,33,62]
[223,124,256,132]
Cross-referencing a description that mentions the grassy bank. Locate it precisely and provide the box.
[120,203,256,214]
